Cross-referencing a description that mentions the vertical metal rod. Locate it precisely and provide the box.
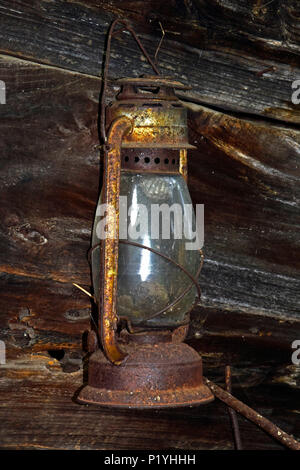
[100,116,132,365]
[204,377,300,450]
[225,366,243,450]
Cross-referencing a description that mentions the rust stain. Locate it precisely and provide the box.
[100,116,132,365]
[179,148,188,182]
[106,77,195,150]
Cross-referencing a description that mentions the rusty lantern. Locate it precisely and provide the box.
[77,20,214,409]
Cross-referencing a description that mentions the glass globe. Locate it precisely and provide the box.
[91,170,200,329]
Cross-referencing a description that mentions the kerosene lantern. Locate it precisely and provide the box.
[75,21,300,451]
[77,21,214,408]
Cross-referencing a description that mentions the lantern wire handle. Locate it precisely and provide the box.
[100,18,160,145]
[154,21,165,66]
[225,365,242,450]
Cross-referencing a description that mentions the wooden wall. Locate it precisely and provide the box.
[0,0,299,450]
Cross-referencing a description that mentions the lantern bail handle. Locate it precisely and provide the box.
[100,19,160,144]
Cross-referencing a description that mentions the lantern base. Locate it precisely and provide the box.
[77,342,214,409]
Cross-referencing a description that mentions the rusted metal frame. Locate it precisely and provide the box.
[116,85,178,102]
[107,104,193,149]
[121,148,180,173]
[225,366,242,450]
[100,19,160,145]
[204,377,300,451]
[78,342,214,408]
[100,116,132,365]
[179,149,188,182]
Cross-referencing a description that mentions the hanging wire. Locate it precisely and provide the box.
[154,21,165,66]
[72,283,98,331]
[225,365,242,450]
[100,19,160,145]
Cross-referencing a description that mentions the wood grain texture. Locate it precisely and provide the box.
[1,54,299,349]
[187,103,300,320]
[0,55,99,285]
[0,0,299,122]
[0,1,300,450]
[0,353,299,450]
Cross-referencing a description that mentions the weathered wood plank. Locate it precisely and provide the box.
[0,354,298,450]
[188,103,300,320]
[0,275,91,352]
[2,272,300,363]
[0,49,299,450]
[0,55,299,342]
[0,0,299,452]
[0,55,99,285]
[0,1,299,122]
